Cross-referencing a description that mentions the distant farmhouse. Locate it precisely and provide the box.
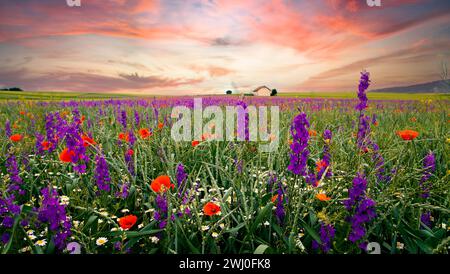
[252,85,272,96]
[225,85,278,96]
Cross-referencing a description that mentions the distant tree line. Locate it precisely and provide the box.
[0,87,23,91]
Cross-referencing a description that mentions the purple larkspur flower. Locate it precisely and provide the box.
[372,143,388,184]
[274,180,286,225]
[6,153,22,185]
[5,119,11,137]
[420,152,435,199]
[288,112,310,176]
[94,153,111,192]
[312,222,335,253]
[1,233,10,244]
[35,132,45,155]
[420,211,432,228]
[116,181,130,199]
[344,173,376,246]
[120,109,127,129]
[124,148,135,176]
[2,216,14,228]
[176,163,187,197]
[37,187,71,249]
[128,130,136,146]
[317,130,333,180]
[356,71,370,111]
[134,110,140,128]
[155,194,168,229]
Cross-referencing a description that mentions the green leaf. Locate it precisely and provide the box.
[225,222,245,234]
[254,244,269,254]
[251,203,272,233]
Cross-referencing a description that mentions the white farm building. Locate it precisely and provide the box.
[252,86,272,96]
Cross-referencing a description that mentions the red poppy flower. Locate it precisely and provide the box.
[316,193,331,202]
[9,134,23,142]
[150,175,174,193]
[59,148,76,163]
[158,122,164,130]
[41,140,52,151]
[191,140,200,147]
[397,130,419,141]
[127,149,134,156]
[308,130,317,137]
[138,128,152,139]
[118,214,137,230]
[119,132,129,142]
[316,160,327,173]
[81,135,96,147]
[203,202,221,216]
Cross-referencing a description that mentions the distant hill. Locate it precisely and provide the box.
[372,80,449,93]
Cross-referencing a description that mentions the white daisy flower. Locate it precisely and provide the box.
[96,237,108,246]
[212,232,219,238]
[201,225,210,231]
[60,196,70,205]
[35,239,47,247]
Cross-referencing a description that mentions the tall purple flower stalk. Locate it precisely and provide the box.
[420,152,435,199]
[115,181,130,199]
[35,133,45,155]
[38,187,71,249]
[6,153,24,195]
[419,152,435,227]
[5,119,11,137]
[94,153,111,192]
[274,181,286,225]
[354,71,388,184]
[312,222,335,253]
[154,194,168,229]
[0,192,21,231]
[356,71,370,112]
[134,110,140,128]
[120,109,127,129]
[65,120,88,174]
[317,130,333,180]
[344,173,377,249]
[176,163,187,197]
[288,112,310,176]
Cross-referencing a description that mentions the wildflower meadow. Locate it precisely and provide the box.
[0,72,448,254]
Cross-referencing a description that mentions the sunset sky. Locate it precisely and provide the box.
[0,0,449,94]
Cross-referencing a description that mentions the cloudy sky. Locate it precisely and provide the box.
[0,0,449,94]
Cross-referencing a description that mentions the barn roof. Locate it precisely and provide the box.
[252,85,271,93]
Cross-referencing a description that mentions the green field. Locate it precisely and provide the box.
[0,91,139,101]
[1,90,449,101]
